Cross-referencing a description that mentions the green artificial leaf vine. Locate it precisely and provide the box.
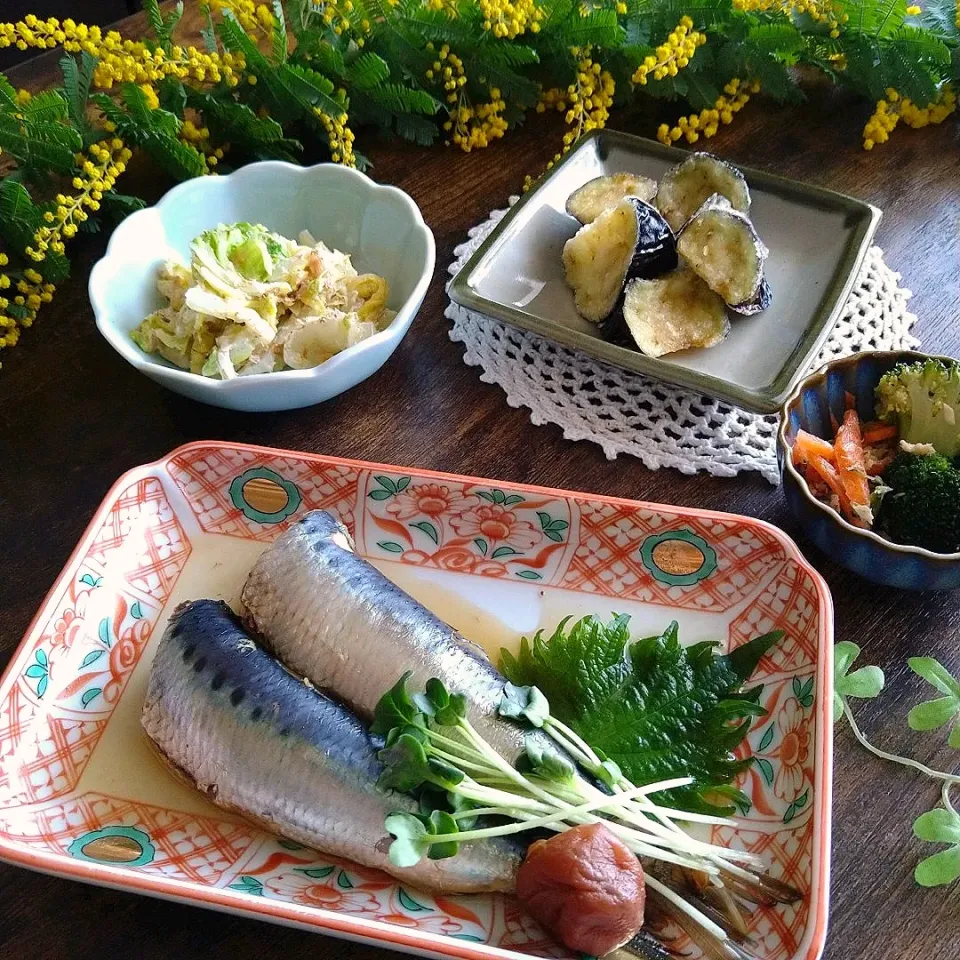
[833,643,960,887]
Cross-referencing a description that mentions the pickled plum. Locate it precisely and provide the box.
[515,823,646,956]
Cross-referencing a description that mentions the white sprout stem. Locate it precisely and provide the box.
[544,719,603,768]
[540,717,752,870]
[455,779,725,871]
[608,781,765,871]
[431,712,763,875]
[429,747,503,777]
[458,722,557,799]
[546,783,743,863]
[566,779,756,866]
[715,858,768,884]
[434,781,682,844]
[550,817,714,872]
[844,701,960,784]
[645,875,728,942]
[453,805,529,821]
[425,728,497,764]
[455,780,555,814]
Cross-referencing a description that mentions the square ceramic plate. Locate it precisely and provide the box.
[0,442,833,960]
[448,129,881,414]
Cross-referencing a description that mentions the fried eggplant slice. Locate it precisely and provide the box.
[732,276,772,316]
[562,197,678,322]
[656,153,751,231]
[676,194,769,310]
[565,173,658,224]
[622,262,729,358]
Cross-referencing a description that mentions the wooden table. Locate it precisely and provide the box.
[2,6,959,959]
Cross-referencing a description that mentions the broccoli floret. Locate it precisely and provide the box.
[878,452,960,553]
[875,358,960,457]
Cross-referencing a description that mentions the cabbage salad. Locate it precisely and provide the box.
[131,222,394,378]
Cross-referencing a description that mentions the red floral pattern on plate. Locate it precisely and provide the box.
[359,471,574,584]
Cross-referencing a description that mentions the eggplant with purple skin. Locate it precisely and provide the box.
[656,153,751,232]
[562,197,677,323]
[565,173,658,224]
[676,194,769,314]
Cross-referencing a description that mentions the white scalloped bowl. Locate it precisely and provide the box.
[89,162,435,411]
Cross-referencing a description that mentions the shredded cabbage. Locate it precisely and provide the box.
[131,221,394,377]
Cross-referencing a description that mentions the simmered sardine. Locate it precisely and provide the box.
[141,599,520,893]
[241,510,551,765]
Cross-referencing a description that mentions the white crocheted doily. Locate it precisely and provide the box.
[447,200,919,484]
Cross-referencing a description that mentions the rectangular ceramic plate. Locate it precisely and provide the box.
[448,129,880,414]
[0,442,833,960]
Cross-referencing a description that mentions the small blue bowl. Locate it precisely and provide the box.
[778,350,960,591]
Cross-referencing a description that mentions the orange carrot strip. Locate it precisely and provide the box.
[834,408,871,513]
[862,423,898,444]
[792,430,836,465]
[807,454,856,521]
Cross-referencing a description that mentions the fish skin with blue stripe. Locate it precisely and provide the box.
[140,599,521,893]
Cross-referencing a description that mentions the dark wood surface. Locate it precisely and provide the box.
[2,6,960,959]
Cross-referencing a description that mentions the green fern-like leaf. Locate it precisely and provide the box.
[34,246,71,284]
[20,91,69,123]
[101,192,148,225]
[646,0,732,31]
[479,42,539,68]
[157,77,188,116]
[144,0,166,40]
[60,52,97,137]
[0,179,69,283]
[890,24,953,69]
[307,42,348,79]
[839,34,886,98]
[118,84,180,137]
[280,63,346,116]
[394,112,439,145]
[219,13,305,121]
[402,8,484,49]
[881,36,940,103]
[218,10,267,61]
[144,0,183,53]
[200,5,219,52]
[918,0,960,40]
[836,0,906,36]
[875,0,909,38]
[751,56,804,102]
[466,53,539,103]
[346,52,391,89]
[0,178,41,252]
[537,0,575,32]
[190,91,303,159]
[554,9,624,49]
[683,70,722,109]
[745,23,805,60]
[0,75,18,113]
[363,0,436,74]
[141,133,208,180]
[0,115,82,175]
[362,82,439,114]
[272,1,289,63]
